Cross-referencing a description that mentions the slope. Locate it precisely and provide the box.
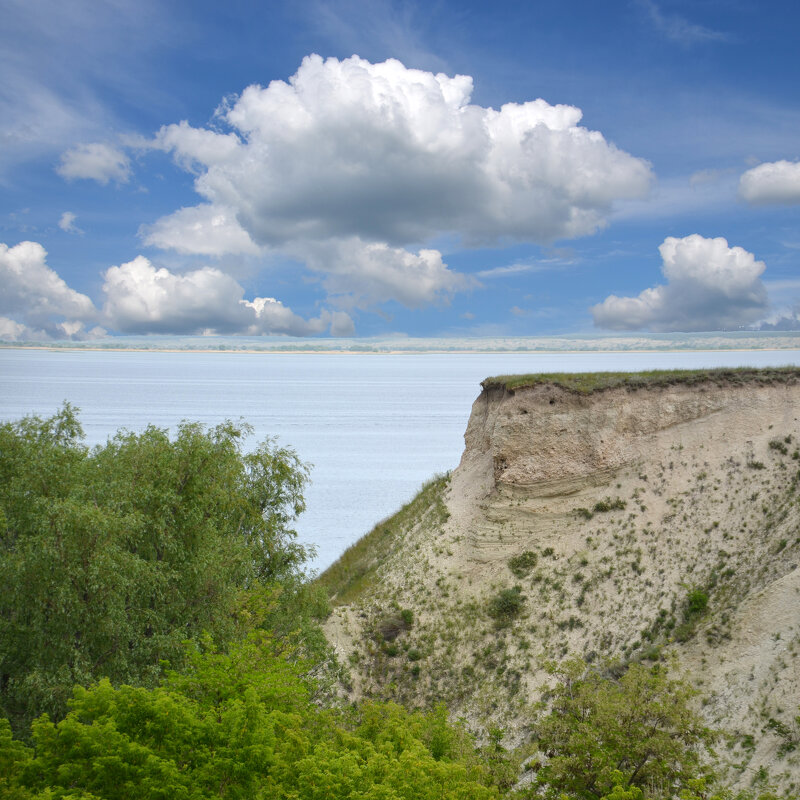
[320,367,800,794]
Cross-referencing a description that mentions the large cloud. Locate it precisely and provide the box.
[101,256,352,336]
[592,234,769,331]
[739,160,800,205]
[57,142,131,184]
[147,55,652,310]
[0,241,100,339]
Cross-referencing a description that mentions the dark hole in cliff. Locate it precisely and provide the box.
[376,614,411,642]
[549,399,555,405]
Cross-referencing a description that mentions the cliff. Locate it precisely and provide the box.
[321,368,800,793]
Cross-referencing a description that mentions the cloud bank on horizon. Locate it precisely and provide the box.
[0,241,355,340]
[2,2,800,341]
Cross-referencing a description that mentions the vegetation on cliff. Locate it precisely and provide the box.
[483,366,800,394]
[322,370,800,798]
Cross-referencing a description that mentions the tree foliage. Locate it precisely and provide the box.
[532,660,715,800]
[0,405,314,732]
[0,635,499,800]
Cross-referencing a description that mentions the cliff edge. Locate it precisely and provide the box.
[322,368,800,793]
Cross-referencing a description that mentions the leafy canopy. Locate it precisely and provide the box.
[532,660,715,800]
[0,634,499,800]
[0,404,313,732]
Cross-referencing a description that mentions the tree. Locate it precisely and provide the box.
[0,635,500,800]
[532,660,715,800]
[0,405,313,733]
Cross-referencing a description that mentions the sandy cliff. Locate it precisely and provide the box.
[323,370,800,793]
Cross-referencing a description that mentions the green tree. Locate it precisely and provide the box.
[532,660,715,799]
[0,635,499,800]
[0,405,314,733]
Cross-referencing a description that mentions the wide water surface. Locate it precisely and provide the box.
[2,348,799,570]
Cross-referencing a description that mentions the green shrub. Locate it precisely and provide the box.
[508,550,538,577]
[487,586,526,625]
[769,439,789,455]
[686,589,709,616]
[593,497,627,513]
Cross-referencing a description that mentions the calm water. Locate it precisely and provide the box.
[2,348,799,570]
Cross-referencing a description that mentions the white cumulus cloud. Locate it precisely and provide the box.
[297,237,475,309]
[147,55,652,311]
[101,256,352,336]
[57,142,131,184]
[0,240,350,341]
[592,234,769,331]
[0,241,99,339]
[140,204,260,256]
[739,160,800,205]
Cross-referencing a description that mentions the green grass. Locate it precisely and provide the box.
[316,473,450,606]
[482,366,800,395]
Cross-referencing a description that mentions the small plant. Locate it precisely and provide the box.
[769,439,789,455]
[508,550,538,577]
[673,588,710,642]
[687,589,709,615]
[487,586,526,625]
[747,460,766,470]
[575,507,593,520]
[593,497,627,513]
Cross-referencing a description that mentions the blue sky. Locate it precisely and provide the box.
[2,0,799,340]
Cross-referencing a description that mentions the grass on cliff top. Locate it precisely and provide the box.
[482,365,800,394]
[317,474,450,606]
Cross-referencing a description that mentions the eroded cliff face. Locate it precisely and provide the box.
[458,379,799,489]
[324,375,800,793]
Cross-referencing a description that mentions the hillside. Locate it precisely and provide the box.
[320,367,800,795]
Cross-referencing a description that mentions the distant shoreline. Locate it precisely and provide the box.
[4,343,800,356]
[3,331,800,357]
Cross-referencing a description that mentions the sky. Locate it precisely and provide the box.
[1,0,799,341]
